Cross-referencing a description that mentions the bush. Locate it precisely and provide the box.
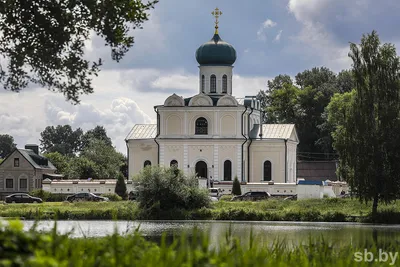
[30,189,67,202]
[115,173,128,199]
[102,193,122,201]
[232,176,242,195]
[134,166,210,219]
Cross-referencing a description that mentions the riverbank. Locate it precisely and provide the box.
[1,198,400,223]
[2,220,399,266]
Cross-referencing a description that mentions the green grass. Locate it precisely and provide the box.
[2,198,400,223]
[1,220,399,266]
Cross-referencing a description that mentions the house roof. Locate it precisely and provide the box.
[260,124,298,141]
[0,148,56,170]
[126,124,157,140]
[18,149,56,169]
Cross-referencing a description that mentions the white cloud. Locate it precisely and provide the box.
[257,19,277,41]
[274,30,283,42]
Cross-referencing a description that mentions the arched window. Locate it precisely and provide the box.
[223,160,232,181]
[201,75,205,93]
[170,160,178,168]
[222,74,227,93]
[263,161,272,181]
[144,160,151,168]
[195,117,208,135]
[210,75,216,93]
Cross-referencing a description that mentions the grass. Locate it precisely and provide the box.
[1,198,400,223]
[1,220,400,266]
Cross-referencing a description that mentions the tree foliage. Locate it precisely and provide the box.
[66,157,100,179]
[0,0,158,103]
[80,139,124,178]
[43,152,69,175]
[40,125,83,155]
[328,31,400,216]
[81,126,112,150]
[257,67,355,158]
[0,134,16,158]
[115,173,128,200]
[134,166,210,218]
[232,176,242,196]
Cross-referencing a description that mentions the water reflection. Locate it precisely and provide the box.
[21,220,400,248]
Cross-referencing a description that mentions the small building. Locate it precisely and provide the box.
[0,144,56,199]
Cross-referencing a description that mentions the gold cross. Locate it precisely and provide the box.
[211,7,222,34]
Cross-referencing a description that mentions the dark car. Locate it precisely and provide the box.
[66,192,109,202]
[5,193,43,204]
[231,191,270,201]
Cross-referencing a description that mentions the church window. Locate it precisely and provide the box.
[210,75,216,93]
[263,161,272,181]
[170,160,178,168]
[224,160,232,181]
[195,117,208,135]
[144,160,151,168]
[222,75,227,93]
[201,75,205,93]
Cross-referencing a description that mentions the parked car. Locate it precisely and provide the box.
[5,193,43,204]
[209,196,219,202]
[66,192,109,202]
[231,191,270,201]
[208,188,222,198]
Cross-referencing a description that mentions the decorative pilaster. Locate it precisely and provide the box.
[160,144,165,166]
[236,144,242,181]
[183,144,188,174]
[213,144,219,180]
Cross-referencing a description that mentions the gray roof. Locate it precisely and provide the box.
[260,124,297,141]
[126,124,157,140]
[18,149,56,170]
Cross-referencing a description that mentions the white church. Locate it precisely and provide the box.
[125,9,299,187]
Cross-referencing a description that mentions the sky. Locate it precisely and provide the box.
[1,0,400,154]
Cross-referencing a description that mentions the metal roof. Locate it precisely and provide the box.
[261,124,297,140]
[18,149,56,170]
[126,124,157,140]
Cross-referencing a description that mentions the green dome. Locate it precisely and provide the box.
[196,34,236,65]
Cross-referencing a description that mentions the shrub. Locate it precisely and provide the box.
[134,166,210,219]
[30,189,67,202]
[115,173,128,199]
[102,193,122,201]
[232,176,242,195]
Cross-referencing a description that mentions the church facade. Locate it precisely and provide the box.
[126,10,299,186]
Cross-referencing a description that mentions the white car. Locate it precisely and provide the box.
[208,188,222,198]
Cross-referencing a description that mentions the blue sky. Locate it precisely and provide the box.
[1,0,400,154]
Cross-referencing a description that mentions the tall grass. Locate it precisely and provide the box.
[1,220,399,266]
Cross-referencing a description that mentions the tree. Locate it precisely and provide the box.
[330,31,400,217]
[80,139,125,178]
[115,173,128,199]
[232,176,242,196]
[66,157,100,179]
[81,126,112,150]
[0,0,158,103]
[0,134,16,158]
[43,152,70,175]
[40,125,83,155]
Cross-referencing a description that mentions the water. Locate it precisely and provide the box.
[20,220,400,247]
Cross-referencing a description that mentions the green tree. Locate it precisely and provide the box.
[232,176,242,196]
[0,0,158,103]
[115,173,128,200]
[66,157,100,179]
[330,31,400,217]
[0,134,16,158]
[81,126,113,151]
[134,166,210,218]
[43,152,70,175]
[80,139,125,178]
[40,125,83,155]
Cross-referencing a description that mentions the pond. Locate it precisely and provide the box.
[21,220,400,247]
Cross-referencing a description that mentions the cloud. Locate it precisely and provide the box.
[257,19,277,41]
[274,30,283,42]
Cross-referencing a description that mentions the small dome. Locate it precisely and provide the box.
[196,34,236,65]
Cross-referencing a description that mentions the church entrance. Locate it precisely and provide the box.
[195,161,208,179]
